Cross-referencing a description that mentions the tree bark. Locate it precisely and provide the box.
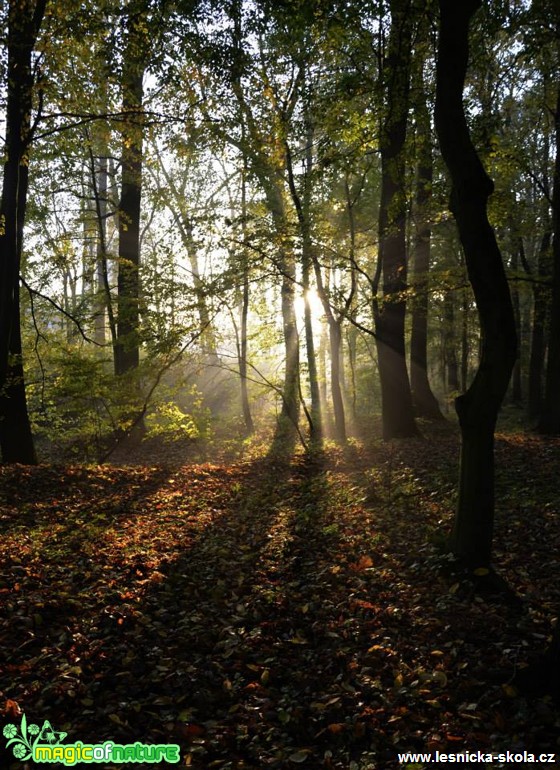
[527,231,551,419]
[285,113,323,443]
[230,8,300,452]
[435,0,517,567]
[374,0,418,440]
[0,0,45,464]
[510,243,523,404]
[115,6,146,376]
[538,85,560,433]
[238,144,254,435]
[443,290,460,394]
[410,55,445,421]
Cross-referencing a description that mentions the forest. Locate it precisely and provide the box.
[1,0,560,767]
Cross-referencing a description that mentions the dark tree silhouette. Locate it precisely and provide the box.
[0,0,46,464]
[435,0,517,566]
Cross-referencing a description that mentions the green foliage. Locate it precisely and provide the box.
[28,344,117,461]
[24,333,212,461]
[144,389,211,443]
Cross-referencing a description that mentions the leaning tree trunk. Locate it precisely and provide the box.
[435,0,517,567]
[374,0,418,440]
[0,0,46,465]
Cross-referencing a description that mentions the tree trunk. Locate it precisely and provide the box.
[510,244,523,404]
[285,114,322,443]
[538,85,560,433]
[374,0,418,440]
[410,57,445,421]
[345,175,359,424]
[115,9,145,376]
[435,0,517,567]
[95,155,109,346]
[527,231,551,419]
[273,248,300,450]
[239,146,254,435]
[460,287,470,392]
[328,320,346,444]
[0,0,45,464]
[0,295,36,464]
[443,291,460,394]
[230,9,300,452]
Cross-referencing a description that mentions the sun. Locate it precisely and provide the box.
[295,288,325,330]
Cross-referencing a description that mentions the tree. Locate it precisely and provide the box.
[225,3,302,451]
[114,1,149,376]
[435,0,517,567]
[285,103,324,444]
[374,0,418,440]
[0,0,47,464]
[409,21,445,421]
[537,83,560,433]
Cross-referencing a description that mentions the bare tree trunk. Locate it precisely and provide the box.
[538,85,560,433]
[239,145,254,434]
[95,155,109,345]
[435,0,517,567]
[374,0,418,439]
[115,6,145,376]
[460,287,470,392]
[510,243,523,404]
[410,16,444,421]
[410,127,444,413]
[230,5,299,452]
[443,290,459,394]
[0,0,45,464]
[527,232,551,418]
[285,110,322,443]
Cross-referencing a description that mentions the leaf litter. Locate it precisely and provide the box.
[0,429,559,768]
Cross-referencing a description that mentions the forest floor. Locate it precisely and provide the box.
[1,423,560,769]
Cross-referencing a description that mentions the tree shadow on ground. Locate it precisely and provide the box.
[1,436,559,769]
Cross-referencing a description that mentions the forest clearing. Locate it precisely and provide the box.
[1,425,559,769]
